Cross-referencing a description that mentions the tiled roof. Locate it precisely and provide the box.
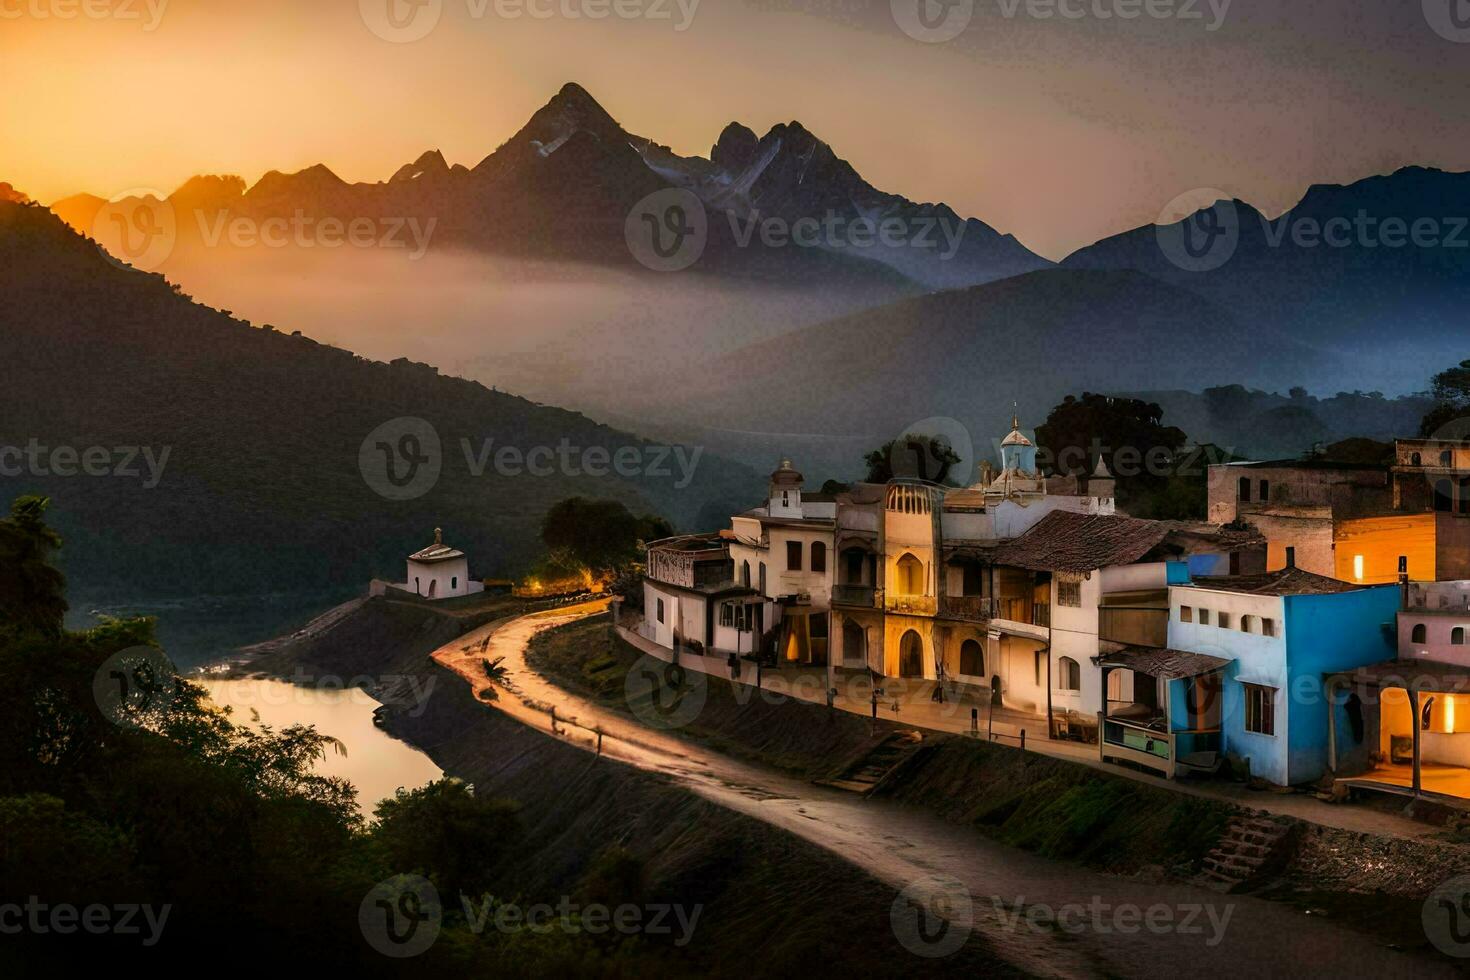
[1188,567,1363,596]
[408,543,465,564]
[1095,642,1231,680]
[990,512,1172,573]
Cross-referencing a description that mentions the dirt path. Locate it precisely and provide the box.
[433,603,1452,978]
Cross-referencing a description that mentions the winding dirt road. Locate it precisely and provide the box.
[433,603,1452,978]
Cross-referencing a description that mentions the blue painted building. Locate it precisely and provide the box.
[1098,566,1397,786]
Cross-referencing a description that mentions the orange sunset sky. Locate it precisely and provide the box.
[4,0,1469,259]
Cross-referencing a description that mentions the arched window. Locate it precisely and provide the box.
[1423,696,1436,731]
[1058,657,1081,691]
[1436,479,1455,512]
[1412,452,1423,467]
[1241,615,1256,634]
[1454,627,1466,646]
[896,553,924,596]
[959,639,984,676]
[1443,451,1454,467]
[811,542,827,574]
[451,576,458,590]
[1412,623,1428,644]
[742,561,751,587]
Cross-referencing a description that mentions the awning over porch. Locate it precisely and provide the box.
[1338,658,1470,694]
[1095,642,1230,680]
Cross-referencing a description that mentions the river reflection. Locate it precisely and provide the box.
[198,678,442,815]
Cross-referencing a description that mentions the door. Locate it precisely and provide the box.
[899,630,924,678]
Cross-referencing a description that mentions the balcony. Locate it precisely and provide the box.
[832,583,880,608]
[1099,714,1221,779]
[940,595,997,622]
[995,597,1049,628]
[1098,606,1169,648]
[885,594,938,616]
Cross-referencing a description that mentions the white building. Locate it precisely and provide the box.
[400,527,483,600]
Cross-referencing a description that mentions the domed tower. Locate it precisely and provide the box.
[999,411,1038,476]
[769,458,804,519]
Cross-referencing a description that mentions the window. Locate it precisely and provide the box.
[811,542,827,574]
[1243,684,1276,736]
[1412,452,1422,467]
[451,576,458,590]
[1058,656,1081,691]
[1454,627,1466,646]
[1262,617,1276,637]
[742,561,751,587]
[896,553,924,595]
[720,603,732,627]
[1057,579,1082,607]
[1423,696,1436,731]
[1259,480,1270,502]
[1353,555,1365,582]
[759,563,766,593]
[787,541,803,571]
[1461,477,1470,515]
[1199,608,1211,626]
[1412,623,1428,644]
[1443,451,1454,467]
[781,490,790,507]
[656,598,665,624]
[959,639,984,676]
[1238,477,1252,502]
[1180,605,1193,623]
[1217,612,1232,630]
[1240,614,1255,633]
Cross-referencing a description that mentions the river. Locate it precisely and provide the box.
[198,678,443,814]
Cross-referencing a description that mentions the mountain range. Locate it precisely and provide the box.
[30,82,1469,479]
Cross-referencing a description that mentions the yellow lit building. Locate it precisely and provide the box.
[1332,512,1436,584]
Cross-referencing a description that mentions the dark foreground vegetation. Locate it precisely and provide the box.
[0,496,999,975]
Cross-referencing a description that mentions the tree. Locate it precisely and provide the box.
[0,496,68,640]
[1035,394,1194,519]
[863,435,963,485]
[1420,359,1470,437]
[541,497,665,572]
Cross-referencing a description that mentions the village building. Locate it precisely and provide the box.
[1098,563,1397,785]
[1206,436,1470,584]
[380,527,485,600]
[1328,579,1470,803]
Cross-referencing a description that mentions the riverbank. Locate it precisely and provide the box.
[531,613,1470,958]
[228,593,1007,975]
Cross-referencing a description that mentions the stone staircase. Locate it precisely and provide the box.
[1197,814,1294,892]
[819,730,924,795]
